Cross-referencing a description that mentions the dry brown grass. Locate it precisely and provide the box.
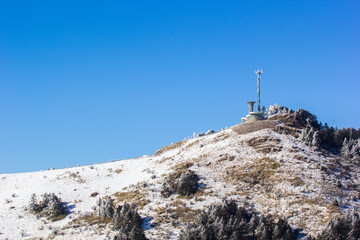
[64,214,112,229]
[226,157,280,186]
[185,139,200,149]
[285,197,340,232]
[289,176,305,187]
[49,214,66,222]
[213,132,230,143]
[178,184,210,200]
[231,120,280,135]
[107,168,123,174]
[57,171,85,183]
[153,199,202,227]
[245,136,282,153]
[156,156,173,164]
[173,161,194,171]
[190,154,208,164]
[155,140,186,156]
[216,154,236,164]
[273,124,301,137]
[112,190,149,209]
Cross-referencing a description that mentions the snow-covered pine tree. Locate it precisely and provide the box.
[114,226,129,240]
[299,119,321,149]
[100,200,107,219]
[128,225,147,240]
[317,210,360,240]
[341,138,351,159]
[112,202,147,239]
[176,170,199,196]
[27,193,66,219]
[273,218,295,240]
[28,193,40,213]
[178,200,297,240]
[112,205,122,230]
[348,211,360,239]
[161,179,174,198]
[40,193,51,209]
[341,138,360,164]
[96,198,103,217]
[48,193,65,218]
[267,104,291,116]
[199,224,215,240]
[104,197,114,219]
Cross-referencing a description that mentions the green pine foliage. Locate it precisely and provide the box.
[111,202,147,240]
[27,193,66,220]
[178,200,297,240]
[161,170,199,197]
[317,211,360,240]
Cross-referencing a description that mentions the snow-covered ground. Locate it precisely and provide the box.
[1,120,359,239]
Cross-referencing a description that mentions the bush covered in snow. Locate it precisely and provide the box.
[297,114,360,159]
[341,138,360,164]
[267,105,319,130]
[317,210,360,240]
[97,197,114,219]
[298,119,321,148]
[161,170,199,197]
[27,193,66,220]
[294,108,319,129]
[268,105,360,160]
[96,198,147,240]
[113,202,147,240]
[178,200,297,240]
[319,125,360,153]
[267,104,294,116]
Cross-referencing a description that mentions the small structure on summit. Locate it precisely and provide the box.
[241,69,266,123]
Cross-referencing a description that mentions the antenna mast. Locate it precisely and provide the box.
[255,69,263,112]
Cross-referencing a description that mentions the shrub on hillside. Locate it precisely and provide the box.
[317,210,360,240]
[268,105,360,158]
[299,119,321,148]
[341,138,360,164]
[27,193,66,220]
[266,105,319,129]
[96,198,147,240]
[267,104,293,116]
[97,197,115,219]
[178,200,297,240]
[161,170,199,197]
[319,124,360,153]
[294,108,320,129]
[113,202,147,240]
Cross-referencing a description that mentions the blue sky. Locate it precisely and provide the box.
[1,1,359,173]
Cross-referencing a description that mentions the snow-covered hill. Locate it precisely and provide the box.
[1,112,359,239]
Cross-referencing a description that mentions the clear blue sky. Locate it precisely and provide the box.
[1,1,359,173]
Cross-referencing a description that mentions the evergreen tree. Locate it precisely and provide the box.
[104,197,114,219]
[97,198,103,217]
[28,193,40,213]
[112,202,147,240]
[40,193,51,209]
[162,170,200,197]
[48,193,65,218]
[27,193,66,219]
[178,201,297,240]
[128,225,147,240]
[317,211,360,240]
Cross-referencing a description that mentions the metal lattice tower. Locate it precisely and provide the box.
[255,69,263,112]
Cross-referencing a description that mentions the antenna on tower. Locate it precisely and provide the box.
[255,68,263,112]
[241,67,266,123]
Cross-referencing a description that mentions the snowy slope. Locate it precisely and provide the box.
[1,119,359,239]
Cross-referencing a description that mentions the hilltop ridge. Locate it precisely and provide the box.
[1,106,360,239]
